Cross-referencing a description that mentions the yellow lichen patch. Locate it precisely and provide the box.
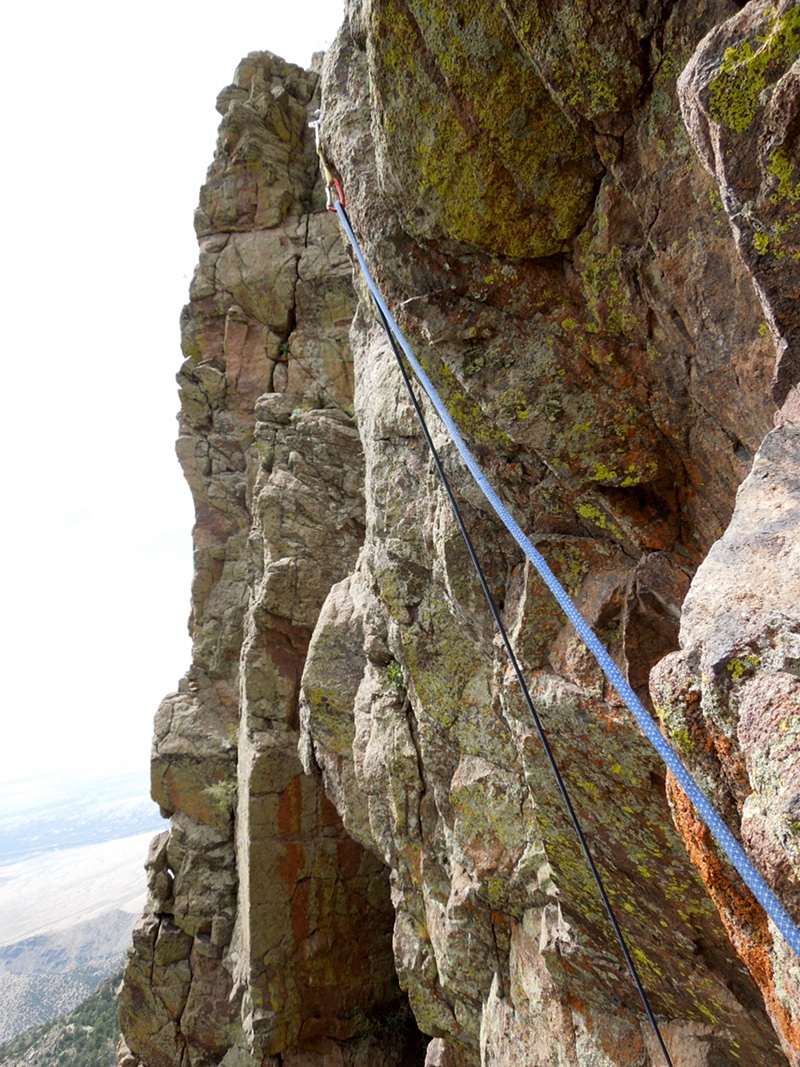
[709,7,800,132]
[504,0,646,120]
[418,355,511,447]
[578,243,640,338]
[727,654,761,683]
[575,501,624,541]
[372,0,601,256]
[592,462,619,483]
[769,145,800,204]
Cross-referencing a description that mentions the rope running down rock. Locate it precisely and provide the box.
[331,194,800,966]
[371,287,676,1066]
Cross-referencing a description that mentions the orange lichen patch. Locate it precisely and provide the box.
[400,842,422,884]
[672,688,706,751]
[593,1013,647,1065]
[336,838,363,880]
[266,616,311,727]
[708,732,751,803]
[599,480,678,552]
[667,774,800,1053]
[278,775,304,837]
[670,687,750,802]
[320,788,343,828]
[563,991,649,1065]
[667,774,770,959]
[289,874,312,946]
[277,841,306,888]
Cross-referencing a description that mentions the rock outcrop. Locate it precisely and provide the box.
[120,2,800,1065]
[118,53,414,1067]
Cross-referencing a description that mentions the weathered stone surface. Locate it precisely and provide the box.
[306,0,794,1061]
[678,0,800,404]
[652,424,800,1062]
[119,50,417,1067]
[123,2,800,1065]
[362,0,603,257]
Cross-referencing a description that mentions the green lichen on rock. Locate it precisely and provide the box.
[500,0,649,121]
[654,692,698,758]
[580,243,639,337]
[419,352,511,447]
[709,7,800,132]
[575,500,624,540]
[710,40,767,132]
[727,653,761,683]
[372,0,601,256]
[769,144,800,204]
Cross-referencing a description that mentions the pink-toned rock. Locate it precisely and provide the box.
[119,51,414,1067]
[122,1,800,1064]
[652,425,800,1061]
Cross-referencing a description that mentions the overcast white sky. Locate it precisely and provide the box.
[0,1,345,786]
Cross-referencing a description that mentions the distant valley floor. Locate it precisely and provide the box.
[0,908,137,1043]
[0,772,163,1042]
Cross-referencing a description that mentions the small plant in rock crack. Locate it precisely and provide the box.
[224,722,239,750]
[384,659,407,699]
[204,776,238,816]
[352,1001,414,1039]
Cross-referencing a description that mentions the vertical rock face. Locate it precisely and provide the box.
[652,0,800,1057]
[118,53,413,1067]
[677,0,800,405]
[121,3,800,1066]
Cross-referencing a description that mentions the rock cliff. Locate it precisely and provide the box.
[119,3,800,1065]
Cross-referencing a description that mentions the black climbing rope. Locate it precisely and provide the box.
[366,280,676,1067]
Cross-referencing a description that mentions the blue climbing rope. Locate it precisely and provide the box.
[334,198,800,961]
[374,295,676,1066]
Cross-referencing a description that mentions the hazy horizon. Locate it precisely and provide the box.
[1,0,345,788]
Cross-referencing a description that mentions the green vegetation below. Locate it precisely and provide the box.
[0,971,121,1067]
